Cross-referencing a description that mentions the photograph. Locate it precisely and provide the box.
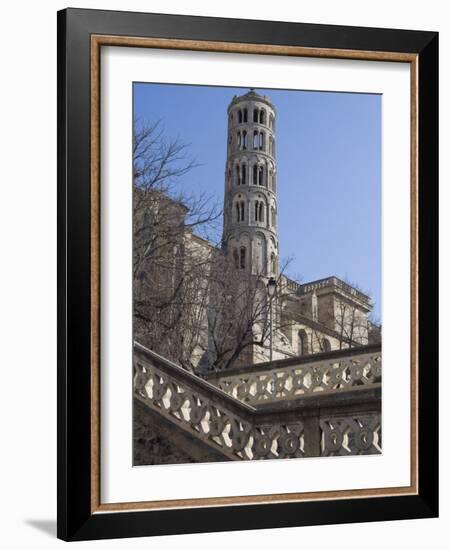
[132,83,382,466]
[52,6,438,542]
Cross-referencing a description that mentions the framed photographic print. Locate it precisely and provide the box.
[57,8,439,541]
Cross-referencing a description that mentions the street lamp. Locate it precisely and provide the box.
[267,277,277,362]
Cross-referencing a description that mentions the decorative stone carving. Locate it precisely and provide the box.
[213,349,381,405]
[134,344,381,461]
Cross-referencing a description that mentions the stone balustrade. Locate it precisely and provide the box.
[205,345,381,406]
[134,343,381,461]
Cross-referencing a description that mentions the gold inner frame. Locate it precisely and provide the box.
[90,35,419,514]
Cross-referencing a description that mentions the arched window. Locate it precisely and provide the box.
[242,130,247,150]
[253,108,259,123]
[259,132,265,151]
[298,330,309,356]
[270,252,276,275]
[243,108,248,123]
[259,202,265,223]
[259,109,266,124]
[269,136,273,156]
[253,130,258,149]
[235,165,240,185]
[240,246,246,269]
[237,132,241,149]
[241,163,247,185]
[269,168,273,191]
[238,110,243,124]
[322,338,332,352]
[269,114,274,130]
[233,248,239,268]
[258,165,264,186]
[253,164,258,185]
[254,200,265,223]
[235,202,240,222]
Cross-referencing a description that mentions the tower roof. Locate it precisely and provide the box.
[227,88,276,112]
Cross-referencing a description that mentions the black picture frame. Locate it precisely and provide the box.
[57,7,438,541]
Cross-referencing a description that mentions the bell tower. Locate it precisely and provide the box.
[222,89,279,277]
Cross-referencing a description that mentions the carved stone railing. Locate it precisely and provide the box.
[134,343,381,461]
[205,345,381,406]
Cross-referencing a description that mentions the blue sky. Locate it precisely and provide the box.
[134,83,381,321]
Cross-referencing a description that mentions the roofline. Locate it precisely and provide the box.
[227,90,276,113]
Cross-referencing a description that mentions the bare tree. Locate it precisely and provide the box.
[201,257,296,372]
[133,119,221,370]
[133,118,221,281]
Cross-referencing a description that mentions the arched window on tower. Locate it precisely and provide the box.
[238,110,243,124]
[269,135,273,156]
[259,109,266,124]
[240,246,246,269]
[242,130,247,150]
[240,201,246,222]
[253,130,258,149]
[241,163,247,185]
[243,108,248,123]
[253,108,259,123]
[259,202,265,223]
[254,200,265,222]
[237,132,241,149]
[322,338,332,352]
[233,248,239,268]
[269,114,274,130]
[298,330,309,356]
[235,165,240,185]
[253,163,258,185]
[269,168,273,191]
[259,132,265,151]
[258,165,264,186]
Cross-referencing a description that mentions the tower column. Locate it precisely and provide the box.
[222,90,279,278]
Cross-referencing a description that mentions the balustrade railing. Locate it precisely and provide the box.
[134,343,381,461]
[206,345,381,406]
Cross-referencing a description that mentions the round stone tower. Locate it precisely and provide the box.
[222,89,279,277]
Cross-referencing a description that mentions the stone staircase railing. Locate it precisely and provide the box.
[205,344,381,406]
[134,343,381,461]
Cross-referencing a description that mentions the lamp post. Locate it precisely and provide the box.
[267,277,277,362]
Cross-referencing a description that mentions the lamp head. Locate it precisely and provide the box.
[267,277,277,298]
